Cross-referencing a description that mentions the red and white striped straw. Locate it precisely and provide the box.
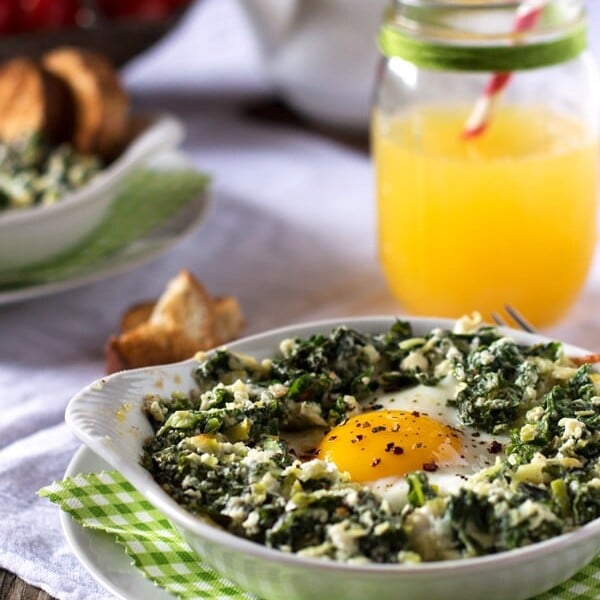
[462,0,548,139]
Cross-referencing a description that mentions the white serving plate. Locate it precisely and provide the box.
[61,446,173,600]
[65,317,600,600]
[0,114,184,270]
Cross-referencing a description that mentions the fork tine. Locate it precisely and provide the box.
[491,312,506,327]
[504,304,536,333]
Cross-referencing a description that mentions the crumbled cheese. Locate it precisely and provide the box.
[453,312,482,334]
[268,383,289,398]
[520,423,538,443]
[279,338,296,356]
[477,350,494,366]
[298,401,327,425]
[401,351,429,372]
[559,417,584,440]
[327,522,362,555]
[242,510,261,535]
[297,459,339,482]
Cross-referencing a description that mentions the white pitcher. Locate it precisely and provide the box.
[238,0,387,130]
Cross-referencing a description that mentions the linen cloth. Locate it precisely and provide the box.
[1,1,600,599]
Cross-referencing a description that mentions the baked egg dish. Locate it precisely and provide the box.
[141,314,600,564]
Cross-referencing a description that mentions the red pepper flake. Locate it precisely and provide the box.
[423,462,438,472]
[385,442,395,452]
[328,435,338,441]
[371,458,381,467]
[391,423,400,432]
[414,442,423,449]
[372,425,386,433]
[363,421,371,427]
[472,432,481,438]
[393,446,404,455]
[412,411,421,417]
[488,440,503,454]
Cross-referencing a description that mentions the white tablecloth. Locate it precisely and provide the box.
[1,1,599,598]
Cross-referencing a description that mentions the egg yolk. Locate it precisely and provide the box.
[316,410,462,483]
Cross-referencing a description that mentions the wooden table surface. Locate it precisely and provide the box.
[0,569,53,600]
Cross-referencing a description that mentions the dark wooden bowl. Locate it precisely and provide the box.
[0,10,189,68]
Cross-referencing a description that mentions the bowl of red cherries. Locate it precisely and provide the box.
[0,0,194,66]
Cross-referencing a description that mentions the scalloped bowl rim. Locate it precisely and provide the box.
[65,316,600,580]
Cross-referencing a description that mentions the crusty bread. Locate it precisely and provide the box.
[42,47,129,159]
[119,301,154,333]
[0,57,73,143]
[105,271,244,373]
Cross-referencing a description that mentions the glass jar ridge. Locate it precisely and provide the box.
[379,0,588,71]
[387,0,586,44]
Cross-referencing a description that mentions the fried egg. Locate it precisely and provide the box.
[315,376,509,508]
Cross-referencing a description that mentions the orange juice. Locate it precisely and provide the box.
[373,106,598,327]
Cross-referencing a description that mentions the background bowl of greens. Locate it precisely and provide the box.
[0,114,183,271]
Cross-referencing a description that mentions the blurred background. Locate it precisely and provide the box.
[6,0,598,133]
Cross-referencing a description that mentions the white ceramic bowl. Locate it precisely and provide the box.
[0,114,184,271]
[65,317,600,600]
[238,0,387,131]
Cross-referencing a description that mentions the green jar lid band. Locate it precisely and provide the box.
[378,23,587,71]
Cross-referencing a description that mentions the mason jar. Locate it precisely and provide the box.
[372,0,599,327]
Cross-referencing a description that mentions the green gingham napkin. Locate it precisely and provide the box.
[0,167,209,290]
[39,470,256,600]
[39,470,600,600]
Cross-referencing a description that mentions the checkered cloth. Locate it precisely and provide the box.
[39,471,600,600]
[39,471,256,599]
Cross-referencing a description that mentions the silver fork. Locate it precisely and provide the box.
[492,306,600,365]
[491,304,536,333]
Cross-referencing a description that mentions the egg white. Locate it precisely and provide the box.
[281,375,509,510]
[366,376,509,508]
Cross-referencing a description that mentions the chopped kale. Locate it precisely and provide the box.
[406,472,439,507]
[193,350,270,392]
[449,337,555,433]
[0,133,102,211]
[445,487,564,554]
[507,366,600,467]
[141,319,600,565]
[266,488,407,562]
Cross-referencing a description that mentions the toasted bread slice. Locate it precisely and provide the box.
[0,57,73,143]
[105,271,244,373]
[119,301,155,333]
[42,47,129,159]
[212,296,245,344]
